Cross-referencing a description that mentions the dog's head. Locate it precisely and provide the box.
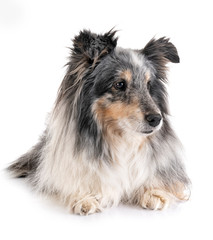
[66,30,179,141]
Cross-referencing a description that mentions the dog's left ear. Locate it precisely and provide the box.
[142,37,179,63]
[141,37,179,79]
[72,29,118,67]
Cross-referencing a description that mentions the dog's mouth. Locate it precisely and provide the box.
[141,130,153,135]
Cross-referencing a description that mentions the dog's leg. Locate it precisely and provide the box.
[165,181,191,201]
[70,195,102,215]
[140,188,172,210]
[133,182,190,210]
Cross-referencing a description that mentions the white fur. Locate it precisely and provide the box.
[130,50,145,67]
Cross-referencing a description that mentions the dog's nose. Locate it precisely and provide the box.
[145,114,162,127]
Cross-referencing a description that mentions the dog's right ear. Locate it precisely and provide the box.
[72,29,118,67]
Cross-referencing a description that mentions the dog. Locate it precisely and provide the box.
[8,29,190,215]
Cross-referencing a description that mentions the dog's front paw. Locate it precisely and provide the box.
[72,196,102,216]
[141,189,171,210]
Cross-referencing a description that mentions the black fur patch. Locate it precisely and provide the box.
[142,37,179,81]
[7,134,46,178]
[72,29,118,65]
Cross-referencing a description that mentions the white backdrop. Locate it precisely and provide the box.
[0,0,213,239]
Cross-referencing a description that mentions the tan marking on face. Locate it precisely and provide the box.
[120,69,132,83]
[94,97,143,122]
[145,70,151,83]
[92,96,144,140]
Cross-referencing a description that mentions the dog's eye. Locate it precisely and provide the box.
[113,80,127,91]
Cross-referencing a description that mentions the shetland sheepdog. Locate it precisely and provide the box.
[8,30,190,215]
